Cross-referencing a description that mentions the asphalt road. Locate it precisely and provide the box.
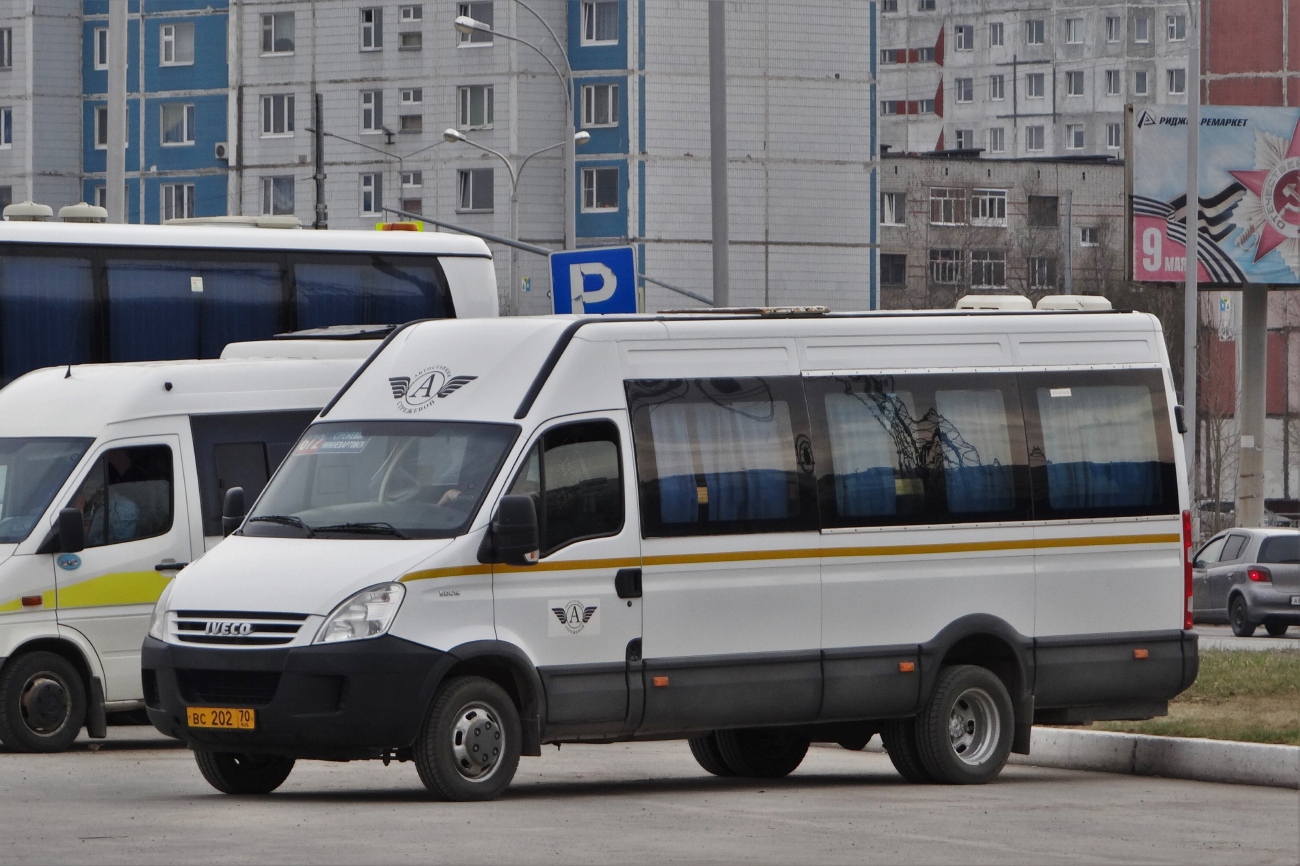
[1,728,1296,865]
[1194,623,1300,651]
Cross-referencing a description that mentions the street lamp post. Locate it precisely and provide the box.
[454,14,577,251]
[444,128,589,314]
[308,130,445,221]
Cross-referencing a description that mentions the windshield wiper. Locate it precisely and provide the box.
[313,521,409,539]
[247,515,316,537]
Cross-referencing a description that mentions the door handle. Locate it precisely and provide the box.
[155,562,188,573]
[614,567,642,599]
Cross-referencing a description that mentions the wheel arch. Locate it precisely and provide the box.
[1,636,95,691]
[439,640,545,756]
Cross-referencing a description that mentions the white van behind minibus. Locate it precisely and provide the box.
[144,310,1198,799]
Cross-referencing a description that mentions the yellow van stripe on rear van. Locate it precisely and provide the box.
[56,570,171,609]
[397,533,1178,582]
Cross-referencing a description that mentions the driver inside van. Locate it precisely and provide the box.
[75,451,141,546]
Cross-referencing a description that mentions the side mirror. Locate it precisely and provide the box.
[57,507,85,553]
[222,487,246,536]
[484,494,539,566]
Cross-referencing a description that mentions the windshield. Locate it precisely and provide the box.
[245,421,518,540]
[0,438,94,543]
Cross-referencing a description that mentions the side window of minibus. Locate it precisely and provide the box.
[507,421,623,556]
[69,445,174,547]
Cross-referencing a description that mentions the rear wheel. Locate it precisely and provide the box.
[713,728,809,778]
[914,665,1013,785]
[194,751,295,794]
[414,676,521,801]
[1265,622,1290,637]
[880,717,935,783]
[688,732,736,777]
[0,651,87,753]
[1230,597,1258,637]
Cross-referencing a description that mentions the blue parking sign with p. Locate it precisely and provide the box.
[550,246,638,314]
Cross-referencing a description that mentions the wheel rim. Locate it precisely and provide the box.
[19,672,71,736]
[449,701,504,782]
[946,687,1001,766]
[1232,600,1246,629]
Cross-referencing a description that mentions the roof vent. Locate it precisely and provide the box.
[955,294,1033,311]
[58,202,108,223]
[3,200,54,222]
[1036,295,1113,311]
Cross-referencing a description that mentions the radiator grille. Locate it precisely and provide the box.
[173,610,309,646]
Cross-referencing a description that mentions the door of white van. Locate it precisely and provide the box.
[491,416,642,736]
[54,437,191,703]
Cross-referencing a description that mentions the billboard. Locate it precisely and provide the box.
[1132,104,1300,286]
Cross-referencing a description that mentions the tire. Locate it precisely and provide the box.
[713,728,809,778]
[1265,622,1289,637]
[688,732,736,777]
[914,665,1013,785]
[194,750,295,795]
[0,651,87,753]
[1230,596,1258,637]
[879,717,935,783]
[414,676,521,801]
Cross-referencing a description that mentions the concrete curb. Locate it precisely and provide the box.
[1006,728,1300,789]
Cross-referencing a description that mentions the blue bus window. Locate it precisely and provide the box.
[295,258,446,329]
[0,256,94,383]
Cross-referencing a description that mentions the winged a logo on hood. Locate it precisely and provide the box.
[389,366,478,414]
[389,377,412,399]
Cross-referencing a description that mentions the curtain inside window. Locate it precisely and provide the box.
[295,259,445,329]
[1037,385,1160,509]
[824,391,901,517]
[0,256,94,383]
[934,389,1014,513]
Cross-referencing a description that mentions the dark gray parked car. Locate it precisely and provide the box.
[1191,528,1300,637]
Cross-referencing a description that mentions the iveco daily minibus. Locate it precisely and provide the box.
[143,310,1199,799]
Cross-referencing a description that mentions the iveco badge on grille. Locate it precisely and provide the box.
[204,621,254,636]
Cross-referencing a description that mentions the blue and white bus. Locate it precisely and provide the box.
[0,221,497,384]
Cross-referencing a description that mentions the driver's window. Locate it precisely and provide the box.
[1193,535,1227,568]
[70,445,173,547]
[508,421,623,556]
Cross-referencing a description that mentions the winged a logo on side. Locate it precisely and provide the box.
[389,377,411,399]
[552,600,599,634]
[436,375,477,398]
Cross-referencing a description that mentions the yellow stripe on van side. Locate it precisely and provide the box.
[0,589,56,614]
[400,557,642,583]
[401,564,493,583]
[56,571,171,609]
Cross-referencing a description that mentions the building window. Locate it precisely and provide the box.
[929,187,966,225]
[582,167,619,211]
[918,0,935,11]
[458,3,493,43]
[881,191,906,226]
[918,98,936,114]
[401,88,423,105]
[1107,122,1122,149]
[1064,18,1082,44]
[399,114,422,133]
[582,83,619,127]
[955,129,975,149]
[971,189,1008,226]
[581,1,619,44]
[160,183,194,221]
[361,8,384,50]
[93,186,107,208]
[1167,14,1186,41]
[1066,123,1085,149]
[929,249,962,284]
[988,127,1005,153]
[880,100,901,116]
[0,28,10,70]
[955,24,973,50]
[989,22,1004,46]
[94,106,108,148]
[458,84,494,129]
[1080,227,1100,247]
[1135,17,1150,44]
[1135,70,1149,95]
[160,22,194,66]
[880,49,900,64]
[261,176,294,215]
[0,107,11,148]
[261,12,295,54]
[261,94,294,137]
[1066,70,1084,97]
[1028,195,1059,227]
[361,173,383,215]
[882,0,898,12]
[361,90,383,132]
[161,103,195,145]
[956,78,973,103]
[458,167,493,212]
[916,47,936,62]
[1106,16,1121,42]
[400,31,423,50]
[401,5,423,22]
[1026,19,1045,45]
[971,250,1007,288]
[1028,256,1057,289]
[881,253,906,286]
[402,170,423,215]
[1167,68,1186,95]
[990,74,1005,100]
[1026,125,1045,152]
[94,28,108,69]
[1027,73,1045,98]
[1106,69,1121,96]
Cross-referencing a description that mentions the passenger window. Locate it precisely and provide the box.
[626,377,816,537]
[1259,535,1300,564]
[1220,534,1248,562]
[1193,536,1226,568]
[508,421,623,555]
[807,374,1028,527]
[69,445,173,547]
[1024,370,1178,519]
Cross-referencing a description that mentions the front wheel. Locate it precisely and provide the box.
[713,728,809,778]
[1230,597,1258,637]
[194,751,295,794]
[0,651,87,753]
[414,676,521,801]
[914,665,1013,785]
[1265,622,1289,637]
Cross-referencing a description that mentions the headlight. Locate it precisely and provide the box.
[315,583,405,644]
[147,581,175,641]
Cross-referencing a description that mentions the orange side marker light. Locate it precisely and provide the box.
[21,596,42,607]
[1133,648,1149,660]
[898,661,916,673]
[652,676,670,687]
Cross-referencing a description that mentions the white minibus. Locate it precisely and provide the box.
[143,310,1198,799]
[0,338,378,751]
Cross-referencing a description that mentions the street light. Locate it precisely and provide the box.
[309,129,446,220]
[453,14,578,251]
[444,128,590,314]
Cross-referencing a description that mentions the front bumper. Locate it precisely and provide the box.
[142,635,453,760]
